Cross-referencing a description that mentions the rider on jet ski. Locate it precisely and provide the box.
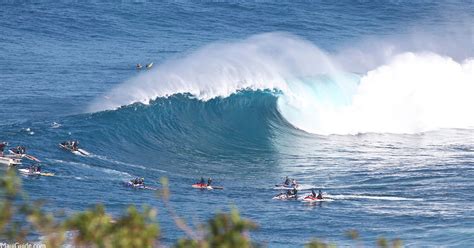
[284,176,290,185]
[317,189,323,199]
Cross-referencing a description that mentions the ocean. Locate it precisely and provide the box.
[1,1,474,246]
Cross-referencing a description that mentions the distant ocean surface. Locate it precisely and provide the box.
[1,1,474,247]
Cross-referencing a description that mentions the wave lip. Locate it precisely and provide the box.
[88,32,336,112]
[90,33,474,135]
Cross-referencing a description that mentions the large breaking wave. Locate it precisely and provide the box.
[89,33,474,135]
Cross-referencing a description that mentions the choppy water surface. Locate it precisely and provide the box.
[1,1,473,247]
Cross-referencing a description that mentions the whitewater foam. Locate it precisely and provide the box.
[89,33,337,111]
[90,33,474,135]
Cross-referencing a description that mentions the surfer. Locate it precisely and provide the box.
[131,177,144,186]
[11,146,26,155]
[61,140,79,151]
[207,177,212,186]
[287,187,297,196]
[72,140,79,151]
[291,179,298,187]
[199,177,205,185]
[284,176,290,185]
[28,165,41,173]
[0,142,7,156]
[311,189,317,198]
[317,189,323,199]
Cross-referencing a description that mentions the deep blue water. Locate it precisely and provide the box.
[1,1,474,247]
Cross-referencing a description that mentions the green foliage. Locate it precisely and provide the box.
[0,171,403,247]
[305,239,336,248]
[175,208,258,248]
[376,237,403,248]
[0,170,160,248]
[66,205,159,248]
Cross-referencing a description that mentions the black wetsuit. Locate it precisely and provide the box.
[317,190,323,199]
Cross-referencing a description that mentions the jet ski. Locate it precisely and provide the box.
[272,192,297,200]
[0,156,22,166]
[9,146,41,162]
[59,142,89,156]
[191,183,223,190]
[301,194,334,202]
[124,181,157,190]
[18,168,54,177]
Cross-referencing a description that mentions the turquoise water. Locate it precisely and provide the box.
[1,1,474,246]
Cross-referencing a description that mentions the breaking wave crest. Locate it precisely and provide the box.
[90,33,474,135]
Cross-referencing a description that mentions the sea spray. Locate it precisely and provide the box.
[279,53,474,134]
[90,33,474,135]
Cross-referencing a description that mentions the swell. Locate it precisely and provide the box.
[89,32,474,135]
[85,91,294,158]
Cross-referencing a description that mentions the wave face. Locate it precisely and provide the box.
[90,33,474,135]
[88,91,290,156]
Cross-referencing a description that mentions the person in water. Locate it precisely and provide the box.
[62,141,75,150]
[136,63,142,69]
[0,142,7,156]
[317,189,323,199]
[17,146,26,154]
[72,141,79,150]
[291,179,297,186]
[286,187,298,197]
[132,178,144,186]
[29,165,39,173]
[284,176,290,185]
[207,178,212,186]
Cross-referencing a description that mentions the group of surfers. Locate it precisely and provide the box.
[198,177,212,186]
[128,177,213,188]
[0,142,29,158]
[3,141,324,199]
[28,165,42,173]
[130,177,145,186]
[281,176,324,199]
[61,140,80,151]
[136,63,153,70]
[1,140,80,157]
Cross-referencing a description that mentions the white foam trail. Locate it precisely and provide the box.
[90,154,167,173]
[327,194,423,201]
[49,159,132,178]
